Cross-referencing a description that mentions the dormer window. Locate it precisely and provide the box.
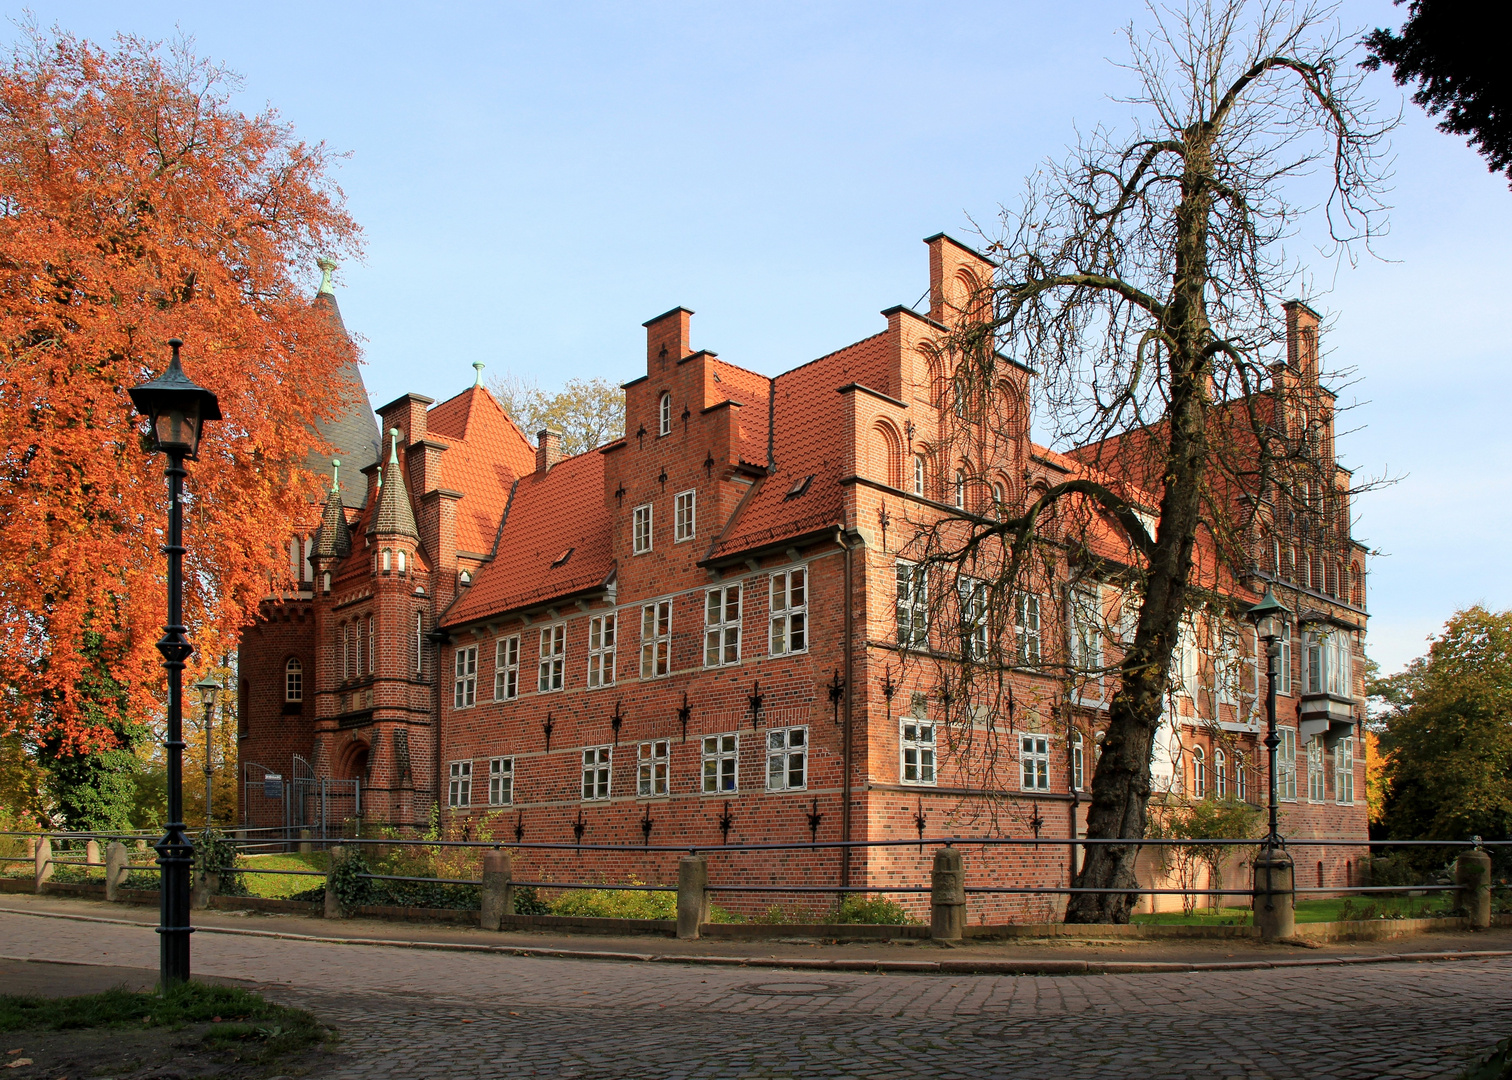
[659,392,671,436]
[459,569,472,587]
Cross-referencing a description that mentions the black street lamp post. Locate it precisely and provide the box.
[130,338,220,987]
[1245,586,1292,939]
[194,678,221,831]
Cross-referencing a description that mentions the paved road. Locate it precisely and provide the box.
[2,907,1507,1079]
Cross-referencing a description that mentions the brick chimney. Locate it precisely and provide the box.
[536,428,564,473]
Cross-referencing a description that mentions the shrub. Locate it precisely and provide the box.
[510,885,550,916]
[194,831,248,897]
[834,895,915,925]
[549,882,675,920]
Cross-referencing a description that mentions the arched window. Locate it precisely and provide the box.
[991,481,1004,509]
[397,550,407,574]
[1235,752,1248,801]
[1071,731,1085,791]
[913,456,925,497]
[340,623,352,681]
[1192,746,1206,799]
[659,392,671,436]
[954,470,965,510]
[322,570,331,594]
[285,658,303,702]
[1214,748,1227,798]
[382,549,392,573]
[356,616,365,675]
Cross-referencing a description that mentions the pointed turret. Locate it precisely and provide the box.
[312,459,353,560]
[368,429,419,538]
[309,256,381,509]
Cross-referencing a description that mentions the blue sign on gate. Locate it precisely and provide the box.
[263,774,283,799]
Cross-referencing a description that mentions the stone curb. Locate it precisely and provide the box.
[5,905,1512,977]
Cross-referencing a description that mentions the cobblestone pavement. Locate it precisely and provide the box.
[3,907,1508,1079]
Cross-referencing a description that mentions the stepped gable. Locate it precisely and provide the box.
[425,383,536,556]
[705,336,888,561]
[441,447,613,626]
[308,257,381,508]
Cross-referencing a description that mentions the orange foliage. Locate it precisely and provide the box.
[0,29,362,747]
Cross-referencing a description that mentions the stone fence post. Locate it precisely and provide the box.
[85,839,102,866]
[34,836,53,892]
[677,854,709,940]
[299,828,312,855]
[324,844,347,919]
[931,847,967,942]
[1252,847,1295,942]
[480,849,514,930]
[1456,847,1492,930]
[105,842,130,902]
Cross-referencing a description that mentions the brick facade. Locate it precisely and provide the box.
[240,235,1369,917]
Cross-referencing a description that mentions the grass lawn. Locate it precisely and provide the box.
[1131,895,1454,926]
[236,852,328,899]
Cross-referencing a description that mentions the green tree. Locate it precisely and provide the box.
[490,373,625,457]
[1379,607,1512,842]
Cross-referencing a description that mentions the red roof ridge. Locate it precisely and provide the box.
[776,330,888,380]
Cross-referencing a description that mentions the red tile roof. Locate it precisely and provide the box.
[706,358,772,466]
[425,386,536,555]
[441,448,614,626]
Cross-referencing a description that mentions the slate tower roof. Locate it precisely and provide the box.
[309,257,381,509]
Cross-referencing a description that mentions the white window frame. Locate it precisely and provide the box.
[640,600,671,679]
[633,503,653,555]
[448,760,472,808]
[587,613,616,688]
[1214,747,1227,798]
[958,576,988,660]
[638,739,670,797]
[1236,752,1248,802]
[494,635,520,701]
[900,718,936,785]
[285,658,303,703]
[367,615,375,675]
[397,549,407,574]
[1305,629,1353,698]
[1020,733,1050,792]
[1015,593,1042,667]
[766,725,808,792]
[1069,586,1102,672]
[1279,624,1293,696]
[1278,727,1298,801]
[702,733,739,793]
[895,560,928,648]
[769,568,808,656]
[912,455,925,496]
[1192,745,1207,798]
[1071,730,1085,791]
[1306,738,1326,802]
[674,489,696,542]
[1214,623,1240,708]
[538,623,566,693]
[488,756,514,806]
[704,584,742,667]
[659,392,672,436]
[953,470,965,509]
[581,746,611,801]
[1335,738,1355,805]
[454,645,478,709]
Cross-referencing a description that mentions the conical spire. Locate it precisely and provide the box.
[367,429,419,539]
[308,255,380,509]
[313,459,352,559]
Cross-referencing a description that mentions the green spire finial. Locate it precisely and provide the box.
[317,256,336,295]
[389,428,401,465]
[473,361,485,387]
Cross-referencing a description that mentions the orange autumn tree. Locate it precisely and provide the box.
[0,29,362,753]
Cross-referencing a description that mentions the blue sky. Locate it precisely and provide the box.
[11,1,1509,674]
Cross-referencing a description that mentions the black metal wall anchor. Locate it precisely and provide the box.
[806,797,823,843]
[610,699,624,745]
[704,452,714,477]
[747,681,764,728]
[718,803,734,845]
[462,823,471,842]
[542,712,555,753]
[881,665,897,705]
[677,691,692,743]
[636,424,646,448]
[913,799,927,852]
[572,809,586,847]
[1006,687,1015,731]
[658,468,668,489]
[1030,812,1045,840]
[514,810,525,845]
[614,483,626,506]
[640,805,654,846]
[877,502,890,551]
[827,670,845,725]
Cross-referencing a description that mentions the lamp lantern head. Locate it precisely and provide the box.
[128,339,222,458]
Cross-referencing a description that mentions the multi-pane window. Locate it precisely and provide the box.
[488,757,513,806]
[368,616,376,675]
[357,616,366,676]
[494,635,519,700]
[448,760,471,808]
[957,577,987,659]
[1335,738,1355,804]
[702,734,739,793]
[633,504,653,555]
[538,624,566,692]
[895,560,928,647]
[640,601,671,678]
[638,740,670,797]
[341,623,352,681]
[766,726,807,791]
[285,658,303,702]
[704,585,742,667]
[415,611,425,675]
[659,392,671,436]
[454,645,478,709]
[1278,727,1298,800]
[1015,594,1042,666]
[900,719,935,785]
[1278,624,1293,696]
[581,746,611,800]
[769,569,808,655]
[587,614,616,688]
[1236,753,1248,801]
[954,470,965,509]
[1069,587,1101,672]
[1020,734,1050,791]
[1214,624,1240,708]
[1214,748,1228,798]
[1306,739,1326,802]
[674,490,696,542]
[1177,621,1200,700]
[1071,730,1085,790]
[1305,630,1353,697]
[912,455,925,496]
